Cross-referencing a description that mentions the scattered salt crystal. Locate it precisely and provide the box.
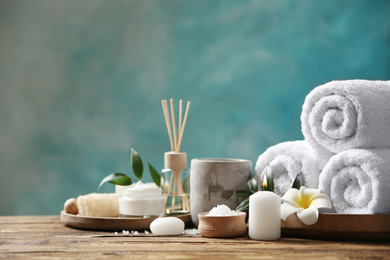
[182,228,200,235]
[206,204,238,216]
[131,230,135,234]
[134,231,139,235]
[144,230,149,235]
[115,232,118,235]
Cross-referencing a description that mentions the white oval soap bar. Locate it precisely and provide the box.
[150,217,184,236]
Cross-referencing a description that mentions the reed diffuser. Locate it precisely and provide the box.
[161,99,191,215]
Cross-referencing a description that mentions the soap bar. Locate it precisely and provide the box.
[150,217,184,235]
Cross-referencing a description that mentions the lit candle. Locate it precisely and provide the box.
[248,191,281,240]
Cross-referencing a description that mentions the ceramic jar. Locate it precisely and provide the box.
[190,158,252,226]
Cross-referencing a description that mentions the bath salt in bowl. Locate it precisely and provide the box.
[198,205,246,238]
[207,205,238,216]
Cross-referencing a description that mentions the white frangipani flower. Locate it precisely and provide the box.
[281,186,332,225]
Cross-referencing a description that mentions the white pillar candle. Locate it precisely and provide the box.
[248,191,281,240]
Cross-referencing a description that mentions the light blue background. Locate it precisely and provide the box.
[1,0,389,215]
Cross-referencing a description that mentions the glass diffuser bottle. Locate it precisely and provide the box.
[160,99,191,215]
[162,151,190,215]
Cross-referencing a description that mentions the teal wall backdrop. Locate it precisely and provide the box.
[1,0,389,215]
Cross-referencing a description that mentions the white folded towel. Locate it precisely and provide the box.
[301,80,390,163]
[319,149,390,214]
[254,140,321,196]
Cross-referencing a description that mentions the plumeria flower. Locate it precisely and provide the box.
[281,186,332,225]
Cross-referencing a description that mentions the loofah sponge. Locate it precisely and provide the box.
[77,193,119,217]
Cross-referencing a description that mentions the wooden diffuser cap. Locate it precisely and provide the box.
[164,152,187,171]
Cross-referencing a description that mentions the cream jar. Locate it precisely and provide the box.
[119,181,165,218]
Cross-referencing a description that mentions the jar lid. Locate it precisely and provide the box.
[164,152,187,170]
[122,181,162,198]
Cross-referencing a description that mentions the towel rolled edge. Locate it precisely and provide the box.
[319,148,390,214]
[301,80,390,155]
[254,140,321,196]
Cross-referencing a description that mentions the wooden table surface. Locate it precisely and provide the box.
[0,215,389,259]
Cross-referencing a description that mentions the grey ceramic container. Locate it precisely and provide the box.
[190,158,252,226]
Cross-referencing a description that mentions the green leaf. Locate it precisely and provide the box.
[292,173,303,189]
[226,190,246,201]
[148,163,161,187]
[235,198,249,212]
[234,190,255,197]
[98,173,133,190]
[225,193,234,201]
[248,174,258,192]
[267,171,274,193]
[131,148,143,180]
[225,190,255,201]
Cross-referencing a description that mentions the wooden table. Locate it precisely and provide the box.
[0,215,389,259]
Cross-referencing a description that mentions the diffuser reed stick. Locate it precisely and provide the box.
[161,100,174,151]
[161,99,190,152]
[161,98,191,213]
[177,101,190,152]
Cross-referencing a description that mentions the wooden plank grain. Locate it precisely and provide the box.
[0,216,389,260]
[2,234,389,260]
[0,215,60,223]
[2,242,389,260]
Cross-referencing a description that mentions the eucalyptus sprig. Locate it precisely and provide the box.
[98,148,160,190]
[292,173,302,190]
[225,174,258,212]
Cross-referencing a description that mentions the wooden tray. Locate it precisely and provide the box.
[281,213,390,241]
[61,211,193,231]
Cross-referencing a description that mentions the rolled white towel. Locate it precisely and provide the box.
[254,140,321,196]
[319,149,390,214]
[301,80,390,161]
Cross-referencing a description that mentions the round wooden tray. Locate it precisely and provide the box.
[60,211,193,231]
[281,213,390,241]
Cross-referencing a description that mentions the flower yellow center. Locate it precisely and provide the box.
[298,193,312,209]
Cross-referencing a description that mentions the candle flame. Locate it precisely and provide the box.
[262,174,268,190]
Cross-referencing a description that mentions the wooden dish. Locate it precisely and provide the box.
[198,212,247,238]
[60,211,192,231]
[281,213,390,241]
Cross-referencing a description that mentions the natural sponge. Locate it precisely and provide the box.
[77,193,119,217]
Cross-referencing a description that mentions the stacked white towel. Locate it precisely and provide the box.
[319,149,390,214]
[255,79,390,214]
[301,80,390,167]
[254,141,320,196]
